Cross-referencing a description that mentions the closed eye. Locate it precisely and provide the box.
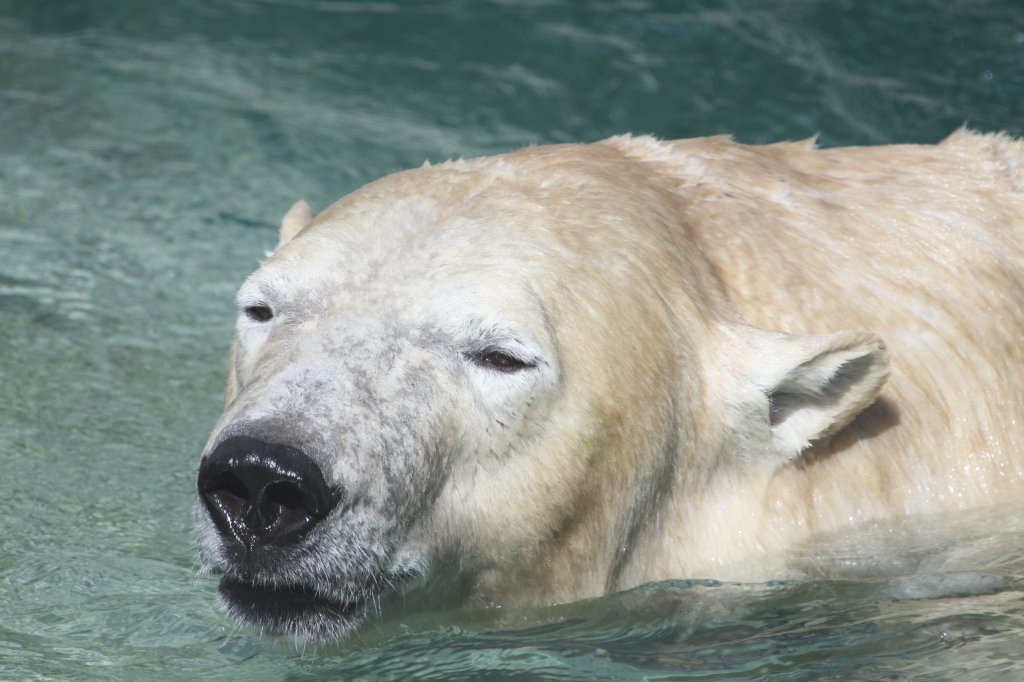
[469,349,536,373]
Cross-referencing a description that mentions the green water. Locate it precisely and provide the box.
[1,0,1023,679]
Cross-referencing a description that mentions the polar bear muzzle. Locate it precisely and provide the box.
[197,435,342,557]
[196,435,377,639]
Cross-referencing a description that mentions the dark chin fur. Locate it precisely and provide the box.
[218,577,366,641]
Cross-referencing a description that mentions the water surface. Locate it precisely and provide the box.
[1,0,1023,679]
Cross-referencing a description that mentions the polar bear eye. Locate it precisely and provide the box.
[471,349,535,373]
[243,304,274,323]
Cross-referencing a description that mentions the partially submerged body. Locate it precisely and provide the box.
[607,131,1024,583]
[194,130,1024,640]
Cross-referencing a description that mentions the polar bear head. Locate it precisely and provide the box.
[194,141,888,641]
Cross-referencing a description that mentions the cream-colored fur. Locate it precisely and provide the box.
[604,131,1024,584]
[198,130,1024,635]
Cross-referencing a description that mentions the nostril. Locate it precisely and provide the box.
[258,480,320,537]
[199,471,251,540]
[259,481,309,527]
[201,471,249,501]
[264,480,308,514]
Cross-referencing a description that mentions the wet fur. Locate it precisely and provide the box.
[195,130,1024,639]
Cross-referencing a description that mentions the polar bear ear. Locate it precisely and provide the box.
[740,328,890,460]
[278,199,316,248]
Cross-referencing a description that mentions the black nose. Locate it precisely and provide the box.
[197,436,341,551]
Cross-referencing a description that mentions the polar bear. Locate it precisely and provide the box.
[194,130,1024,640]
